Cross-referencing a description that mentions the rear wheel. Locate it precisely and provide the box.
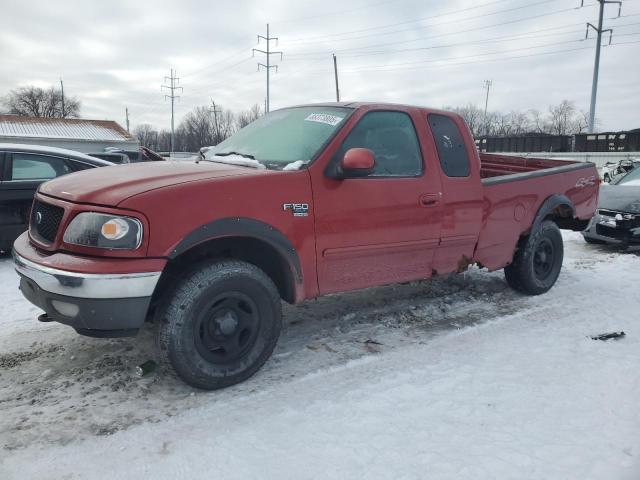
[504,220,564,295]
[156,260,282,390]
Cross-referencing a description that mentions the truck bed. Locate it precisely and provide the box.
[480,153,590,183]
[474,153,599,271]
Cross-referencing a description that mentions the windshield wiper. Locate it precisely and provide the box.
[214,151,255,159]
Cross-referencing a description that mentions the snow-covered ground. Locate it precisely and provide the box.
[1,232,639,479]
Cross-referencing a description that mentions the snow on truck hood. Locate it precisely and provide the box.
[39,160,266,206]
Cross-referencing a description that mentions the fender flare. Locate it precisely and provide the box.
[169,217,303,283]
[531,194,575,233]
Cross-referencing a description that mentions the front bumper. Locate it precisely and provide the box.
[582,213,640,245]
[13,244,162,337]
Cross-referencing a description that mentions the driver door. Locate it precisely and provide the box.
[310,109,443,294]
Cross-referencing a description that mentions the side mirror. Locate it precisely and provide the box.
[338,148,375,178]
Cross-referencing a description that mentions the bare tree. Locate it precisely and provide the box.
[448,104,485,137]
[527,109,548,134]
[180,106,215,151]
[3,86,80,118]
[547,100,576,136]
[573,110,590,134]
[236,104,262,129]
[133,123,157,148]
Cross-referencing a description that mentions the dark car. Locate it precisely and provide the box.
[583,165,640,247]
[0,143,112,252]
[91,146,165,164]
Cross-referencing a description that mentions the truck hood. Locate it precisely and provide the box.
[599,185,640,214]
[39,161,265,207]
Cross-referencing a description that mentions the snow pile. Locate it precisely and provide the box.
[1,233,639,479]
[282,160,306,171]
[206,154,265,169]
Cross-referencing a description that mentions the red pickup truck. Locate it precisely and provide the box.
[13,103,599,389]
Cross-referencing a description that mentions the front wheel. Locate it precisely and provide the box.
[156,260,282,390]
[504,220,564,295]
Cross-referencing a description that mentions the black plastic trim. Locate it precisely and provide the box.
[169,217,303,282]
[532,194,576,232]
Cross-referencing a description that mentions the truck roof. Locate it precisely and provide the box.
[281,102,456,116]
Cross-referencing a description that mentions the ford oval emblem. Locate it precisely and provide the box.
[35,211,43,225]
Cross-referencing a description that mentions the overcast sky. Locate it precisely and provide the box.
[1,0,639,131]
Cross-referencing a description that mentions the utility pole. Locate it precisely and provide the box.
[333,54,340,102]
[125,106,130,133]
[210,99,222,143]
[162,69,182,154]
[483,79,492,135]
[583,0,622,133]
[60,78,65,118]
[253,24,282,113]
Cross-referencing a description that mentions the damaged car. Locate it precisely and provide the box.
[583,165,640,247]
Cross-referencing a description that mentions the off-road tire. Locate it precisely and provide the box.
[504,220,564,295]
[156,260,282,390]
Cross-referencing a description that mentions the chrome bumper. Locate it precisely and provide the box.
[13,252,161,299]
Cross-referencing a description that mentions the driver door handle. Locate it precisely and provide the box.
[419,193,441,207]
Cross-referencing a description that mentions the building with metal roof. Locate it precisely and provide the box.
[0,115,138,153]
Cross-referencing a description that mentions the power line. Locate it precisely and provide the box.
[284,3,596,57]
[253,24,282,113]
[271,0,401,25]
[333,37,595,73]
[283,0,514,43]
[583,0,623,132]
[283,0,560,46]
[181,46,252,80]
[294,35,640,76]
[284,23,590,62]
[161,69,183,154]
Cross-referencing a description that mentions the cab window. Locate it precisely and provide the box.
[335,111,423,177]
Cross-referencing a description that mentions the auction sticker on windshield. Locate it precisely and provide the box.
[304,113,344,126]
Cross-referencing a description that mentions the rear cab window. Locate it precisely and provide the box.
[428,114,470,177]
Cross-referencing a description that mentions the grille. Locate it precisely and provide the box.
[597,209,618,218]
[30,200,64,243]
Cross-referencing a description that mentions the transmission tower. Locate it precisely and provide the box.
[162,69,183,154]
[253,24,282,113]
[582,0,622,133]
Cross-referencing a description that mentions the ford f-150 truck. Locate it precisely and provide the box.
[13,103,599,389]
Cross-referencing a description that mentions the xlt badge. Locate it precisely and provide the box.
[283,203,309,217]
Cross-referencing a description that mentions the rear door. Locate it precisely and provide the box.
[426,113,484,274]
[311,108,443,294]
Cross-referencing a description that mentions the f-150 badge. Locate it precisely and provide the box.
[283,203,309,217]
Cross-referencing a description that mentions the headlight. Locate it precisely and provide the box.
[63,212,143,250]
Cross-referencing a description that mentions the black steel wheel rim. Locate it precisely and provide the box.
[194,292,261,364]
[533,238,555,280]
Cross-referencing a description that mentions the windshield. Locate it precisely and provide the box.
[613,164,640,186]
[204,106,351,169]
